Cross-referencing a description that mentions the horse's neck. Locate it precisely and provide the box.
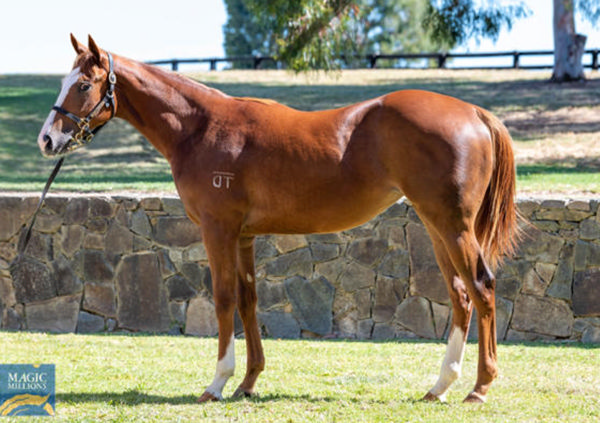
[114,57,224,161]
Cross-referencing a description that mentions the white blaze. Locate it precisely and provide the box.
[40,67,81,137]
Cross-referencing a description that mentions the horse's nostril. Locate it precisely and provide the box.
[43,134,53,151]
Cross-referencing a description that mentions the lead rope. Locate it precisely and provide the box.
[16,157,64,256]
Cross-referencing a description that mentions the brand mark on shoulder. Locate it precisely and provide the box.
[212,171,235,189]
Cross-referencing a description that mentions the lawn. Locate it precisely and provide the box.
[0,69,599,194]
[0,332,598,422]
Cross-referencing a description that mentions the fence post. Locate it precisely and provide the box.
[171,60,179,72]
[592,50,599,71]
[369,54,378,69]
[513,51,520,69]
[437,53,447,69]
[254,57,263,69]
[210,60,217,71]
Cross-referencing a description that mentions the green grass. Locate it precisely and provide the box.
[1,70,599,194]
[0,332,598,422]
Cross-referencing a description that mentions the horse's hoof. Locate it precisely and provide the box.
[232,387,257,399]
[197,391,221,403]
[422,391,445,402]
[463,392,486,404]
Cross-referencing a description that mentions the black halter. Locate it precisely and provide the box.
[52,52,117,153]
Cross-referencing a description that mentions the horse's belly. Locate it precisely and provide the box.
[242,186,403,235]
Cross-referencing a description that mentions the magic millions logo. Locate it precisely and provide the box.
[0,364,55,417]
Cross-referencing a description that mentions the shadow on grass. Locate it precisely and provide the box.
[57,389,430,406]
[518,162,600,175]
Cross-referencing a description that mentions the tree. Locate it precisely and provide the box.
[222,0,278,68]
[552,0,600,82]
[243,0,529,71]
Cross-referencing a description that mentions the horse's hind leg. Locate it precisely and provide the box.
[232,235,265,398]
[198,222,239,402]
[440,228,497,403]
[422,225,473,402]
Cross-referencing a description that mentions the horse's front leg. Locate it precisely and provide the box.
[232,235,265,398]
[198,222,240,402]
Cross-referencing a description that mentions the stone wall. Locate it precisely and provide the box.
[0,194,598,342]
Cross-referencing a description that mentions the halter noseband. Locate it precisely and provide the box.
[52,52,117,153]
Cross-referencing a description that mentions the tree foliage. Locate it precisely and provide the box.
[423,0,530,48]
[223,0,278,68]
[239,0,529,71]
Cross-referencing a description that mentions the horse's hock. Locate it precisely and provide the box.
[0,194,599,343]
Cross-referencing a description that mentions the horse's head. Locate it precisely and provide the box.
[38,34,117,156]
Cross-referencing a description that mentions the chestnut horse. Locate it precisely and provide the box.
[38,35,519,404]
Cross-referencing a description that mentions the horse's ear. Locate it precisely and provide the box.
[88,35,102,62]
[70,33,86,55]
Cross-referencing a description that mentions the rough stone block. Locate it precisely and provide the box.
[83,282,116,317]
[60,225,85,258]
[378,248,409,279]
[77,311,105,333]
[64,198,89,225]
[394,296,435,339]
[257,280,287,311]
[165,275,197,301]
[572,269,600,317]
[357,318,374,339]
[273,235,308,254]
[10,256,56,303]
[517,225,564,263]
[153,216,202,247]
[340,261,375,292]
[373,276,405,323]
[185,294,218,336]
[25,293,81,333]
[284,276,334,335]
[582,326,600,343]
[309,242,339,262]
[431,302,450,339]
[347,238,388,267]
[23,232,53,262]
[130,209,152,238]
[0,198,27,241]
[406,223,448,304]
[355,288,371,320]
[140,197,162,211]
[33,213,63,234]
[258,311,300,339]
[580,218,600,240]
[371,323,396,339]
[105,222,133,255]
[53,255,82,296]
[511,295,573,337]
[89,197,114,218]
[265,248,312,278]
[161,197,186,216]
[546,243,574,300]
[116,253,170,332]
[74,250,114,283]
[314,258,347,285]
[377,218,408,250]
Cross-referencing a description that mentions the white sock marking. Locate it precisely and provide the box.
[429,327,466,401]
[205,334,235,399]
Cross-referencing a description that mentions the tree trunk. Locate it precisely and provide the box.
[552,0,587,81]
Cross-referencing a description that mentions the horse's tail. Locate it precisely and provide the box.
[474,108,521,269]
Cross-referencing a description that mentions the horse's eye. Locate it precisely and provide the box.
[79,83,92,92]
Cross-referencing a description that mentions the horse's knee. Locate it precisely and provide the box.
[214,292,237,316]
